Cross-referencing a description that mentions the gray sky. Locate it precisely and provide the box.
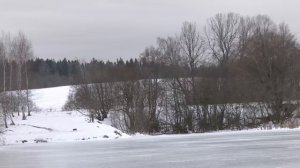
[0,0,299,61]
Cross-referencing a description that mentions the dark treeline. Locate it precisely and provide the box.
[1,57,197,90]
[26,57,190,89]
[2,55,228,94]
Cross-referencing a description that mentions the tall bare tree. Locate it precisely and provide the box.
[204,13,242,129]
[241,16,300,124]
[179,22,206,131]
[205,13,241,65]
[11,32,33,119]
[0,33,8,128]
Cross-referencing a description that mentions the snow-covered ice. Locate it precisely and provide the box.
[1,129,300,168]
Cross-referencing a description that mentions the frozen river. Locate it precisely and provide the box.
[1,129,300,168]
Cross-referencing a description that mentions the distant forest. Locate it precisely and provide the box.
[0,57,215,90]
[25,57,192,89]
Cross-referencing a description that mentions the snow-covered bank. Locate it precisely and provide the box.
[2,111,129,145]
[1,86,129,145]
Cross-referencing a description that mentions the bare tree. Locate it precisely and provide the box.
[140,48,163,133]
[179,22,206,131]
[7,33,15,119]
[241,16,300,124]
[156,36,192,133]
[65,82,115,122]
[11,32,33,119]
[204,13,242,129]
[117,80,144,133]
[0,34,8,128]
[205,13,241,65]
[96,83,114,120]
[157,37,182,67]
[180,22,205,75]
[0,32,17,128]
[0,35,6,93]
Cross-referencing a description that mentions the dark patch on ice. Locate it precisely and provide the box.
[34,139,48,143]
[114,130,122,136]
[22,124,53,131]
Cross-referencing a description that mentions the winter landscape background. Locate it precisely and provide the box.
[1,0,300,168]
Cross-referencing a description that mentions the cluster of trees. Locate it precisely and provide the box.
[0,32,34,128]
[1,13,299,134]
[66,13,300,134]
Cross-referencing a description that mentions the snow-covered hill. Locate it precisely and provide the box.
[2,86,129,145]
[31,86,71,111]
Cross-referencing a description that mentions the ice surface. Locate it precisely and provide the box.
[1,129,300,168]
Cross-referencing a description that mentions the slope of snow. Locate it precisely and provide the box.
[1,86,129,145]
[31,86,71,111]
[3,111,129,145]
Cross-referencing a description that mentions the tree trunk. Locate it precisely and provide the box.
[22,106,26,120]
[25,61,30,116]
[9,113,15,125]
[9,63,14,117]
[3,111,8,128]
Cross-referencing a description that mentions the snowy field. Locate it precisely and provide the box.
[1,86,129,145]
[1,129,300,168]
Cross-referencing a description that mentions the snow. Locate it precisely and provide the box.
[31,86,71,111]
[2,111,129,145]
[1,86,129,145]
[2,129,300,168]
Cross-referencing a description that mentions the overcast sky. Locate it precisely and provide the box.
[0,0,299,61]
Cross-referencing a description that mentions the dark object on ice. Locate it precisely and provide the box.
[73,128,77,131]
[24,124,53,131]
[103,135,109,138]
[22,140,28,143]
[34,139,48,143]
[114,130,122,136]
